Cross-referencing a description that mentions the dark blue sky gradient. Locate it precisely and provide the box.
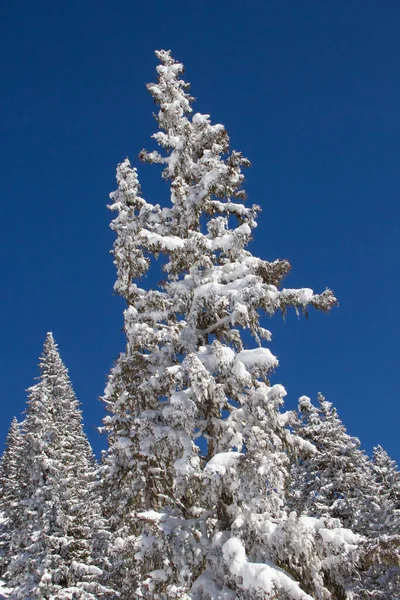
[1,1,399,462]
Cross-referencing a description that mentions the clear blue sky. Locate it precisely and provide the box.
[1,1,399,462]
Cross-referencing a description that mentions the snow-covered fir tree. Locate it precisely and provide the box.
[7,333,111,600]
[370,445,400,535]
[100,50,368,599]
[0,418,24,577]
[291,394,400,598]
[352,445,400,599]
[290,393,380,535]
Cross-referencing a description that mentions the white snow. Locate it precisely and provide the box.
[205,452,243,476]
[235,348,278,371]
[190,570,236,599]
[222,537,313,599]
[231,359,252,383]
[318,527,362,548]
[0,582,10,599]
[140,229,185,251]
[136,510,164,522]
[297,288,314,304]
[149,569,168,581]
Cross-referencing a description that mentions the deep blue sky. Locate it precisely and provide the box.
[1,1,399,463]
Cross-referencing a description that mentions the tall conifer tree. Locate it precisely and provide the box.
[100,50,365,600]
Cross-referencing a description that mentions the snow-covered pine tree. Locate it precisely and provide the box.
[7,333,110,600]
[352,445,400,599]
[290,393,379,536]
[0,417,24,577]
[101,49,362,599]
[290,394,400,598]
[370,445,400,535]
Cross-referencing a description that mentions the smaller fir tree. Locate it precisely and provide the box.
[354,446,400,599]
[290,393,379,536]
[291,394,400,598]
[7,333,111,600]
[0,417,24,578]
[370,445,400,535]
